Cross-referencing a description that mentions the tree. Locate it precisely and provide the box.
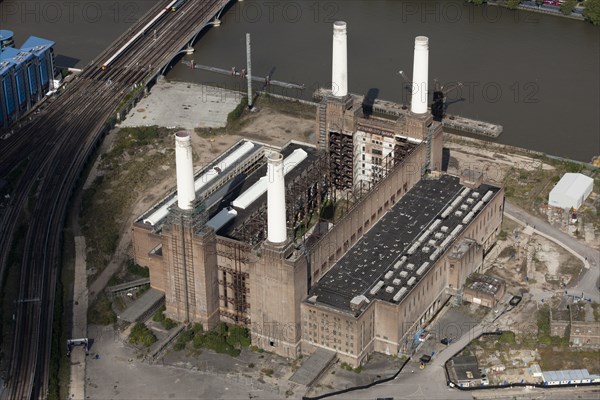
[583,0,600,25]
[560,0,578,15]
[506,0,522,10]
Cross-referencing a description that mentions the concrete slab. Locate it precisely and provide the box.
[289,348,336,386]
[119,81,242,130]
[118,288,164,323]
[68,236,88,400]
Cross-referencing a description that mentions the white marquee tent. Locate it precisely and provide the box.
[548,173,593,210]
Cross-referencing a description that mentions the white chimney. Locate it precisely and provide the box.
[175,131,196,210]
[266,151,287,244]
[332,21,348,97]
[411,36,429,114]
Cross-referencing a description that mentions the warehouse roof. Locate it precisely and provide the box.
[542,369,600,382]
[308,175,500,314]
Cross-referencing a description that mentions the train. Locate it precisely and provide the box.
[100,0,186,70]
[171,0,186,11]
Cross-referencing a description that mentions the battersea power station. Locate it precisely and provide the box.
[132,22,504,367]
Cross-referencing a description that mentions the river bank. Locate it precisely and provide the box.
[487,0,586,21]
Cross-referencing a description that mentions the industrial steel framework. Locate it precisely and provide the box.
[230,151,330,246]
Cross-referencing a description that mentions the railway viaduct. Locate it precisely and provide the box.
[0,1,234,398]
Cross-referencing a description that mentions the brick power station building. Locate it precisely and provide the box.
[132,23,504,366]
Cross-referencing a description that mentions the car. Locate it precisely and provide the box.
[441,337,452,345]
[419,354,432,363]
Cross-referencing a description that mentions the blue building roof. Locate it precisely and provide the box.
[0,30,14,41]
[0,47,32,68]
[20,36,54,56]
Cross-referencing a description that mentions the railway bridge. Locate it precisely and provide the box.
[0,1,234,399]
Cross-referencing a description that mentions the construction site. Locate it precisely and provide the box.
[129,22,505,369]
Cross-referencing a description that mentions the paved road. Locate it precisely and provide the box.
[504,202,599,302]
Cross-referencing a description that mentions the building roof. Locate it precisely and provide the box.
[215,142,318,240]
[20,36,55,55]
[138,139,262,226]
[542,369,599,382]
[449,355,481,382]
[0,46,33,69]
[549,173,593,208]
[0,30,14,40]
[466,273,504,295]
[308,175,500,314]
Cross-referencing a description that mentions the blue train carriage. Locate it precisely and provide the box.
[20,36,55,97]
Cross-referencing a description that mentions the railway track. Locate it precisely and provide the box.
[0,1,229,398]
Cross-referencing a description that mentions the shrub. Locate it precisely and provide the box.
[127,260,149,277]
[129,322,157,347]
[227,96,248,124]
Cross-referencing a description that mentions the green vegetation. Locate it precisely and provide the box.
[502,157,599,225]
[255,93,316,119]
[261,368,274,377]
[129,322,157,347]
[127,260,150,277]
[88,294,117,325]
[227,96,248,124]
[506,0,522,10]
[152,305,177,330]
[173,323,249,357]
[192,323,250,357]
[466,0,484,4]
[592,302,600,322]
[498,245,516,259]
[560,0,578,14]
[498,331,516,346]
[583,0,600,25]
[81,126,175,283]
[340,362,363,373]
[497,230,508,241]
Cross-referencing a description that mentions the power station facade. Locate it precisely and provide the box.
[132,24,504,365]
[0,32,55,130]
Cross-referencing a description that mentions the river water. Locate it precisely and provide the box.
[2,1,598,162]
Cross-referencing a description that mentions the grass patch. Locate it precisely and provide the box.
[88,293,116,325]
[127,260,149,278]
[340,361,363,373]
[592,302,600,322]
[81,126,176,283]
[498,245,516,259]
[227,96,248,124]
[558,254,583,277]
[255,93,316,119]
